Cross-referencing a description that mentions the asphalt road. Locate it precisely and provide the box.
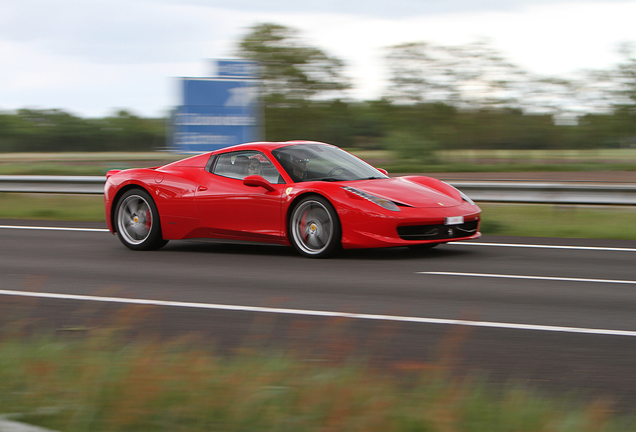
[2,219,636,410]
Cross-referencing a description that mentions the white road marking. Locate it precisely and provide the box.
[1,224,635,252]
[420,272,636,285]
[0,418,57,432]
[0,225,109,233]
[1,289,636,338]
[456,241,636,252]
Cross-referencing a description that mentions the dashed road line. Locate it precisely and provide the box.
[419,271,636,285]
[2,225,636,252]
[1,288,636,338]
[456,241,636,252]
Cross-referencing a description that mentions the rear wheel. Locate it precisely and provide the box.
[115,189,168,251]
[289,196,341,258]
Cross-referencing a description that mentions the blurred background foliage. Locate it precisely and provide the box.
[0,109,166,153]
[1,23,635,155]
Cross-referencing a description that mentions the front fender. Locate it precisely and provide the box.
[401,176,463,201]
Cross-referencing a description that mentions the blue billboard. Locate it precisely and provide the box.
[214,59,259,79]
[172,60,263,153]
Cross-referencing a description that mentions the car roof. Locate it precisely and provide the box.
[211,140,333,154]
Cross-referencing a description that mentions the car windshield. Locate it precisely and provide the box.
[272,144,388,183]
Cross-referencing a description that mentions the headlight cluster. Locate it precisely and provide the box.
[441,181,476,206]
[342,186,400,212]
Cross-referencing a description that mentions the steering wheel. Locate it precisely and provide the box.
[327,166,346,177]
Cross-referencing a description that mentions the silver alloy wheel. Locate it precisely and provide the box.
[117,194,153,245]
[290,199,334,256]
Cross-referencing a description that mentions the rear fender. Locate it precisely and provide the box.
[107,183,153,234]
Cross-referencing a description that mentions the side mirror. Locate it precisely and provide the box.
[377,168,389,176]
[243,175,276,192]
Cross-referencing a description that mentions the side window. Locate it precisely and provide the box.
[211,151,283,184]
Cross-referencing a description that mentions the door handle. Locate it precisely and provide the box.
[197,185,208,192]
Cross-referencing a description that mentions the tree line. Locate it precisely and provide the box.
[0,109,166,153]
[0,23,634,153]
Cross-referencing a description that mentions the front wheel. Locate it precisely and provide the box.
[289,196,341,258]
[115,189,168,251]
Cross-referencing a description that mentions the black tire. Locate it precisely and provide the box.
[115,189,168,251]
[289,195,341,258]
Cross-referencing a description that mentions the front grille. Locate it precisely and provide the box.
[397,219,479,241]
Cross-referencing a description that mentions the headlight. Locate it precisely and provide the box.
[342,186,400,212]
[459,190,475,206]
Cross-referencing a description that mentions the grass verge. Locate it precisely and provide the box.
[3,150,636,175]
[0,193,105,222]
[0,324,634,432]
[479,204,636,240]
[1,193,635,241]
[0,152,184,175]
[384,162,636,174]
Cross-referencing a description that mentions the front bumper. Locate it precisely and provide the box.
[339,202,481,249]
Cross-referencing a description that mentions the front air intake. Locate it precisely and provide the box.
[397,219,479,241]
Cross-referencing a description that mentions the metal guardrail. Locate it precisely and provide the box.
[451,181,636,205]
[0,175,106,194]
[0,175,635,205]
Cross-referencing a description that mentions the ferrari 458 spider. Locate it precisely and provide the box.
[104,141,481,257]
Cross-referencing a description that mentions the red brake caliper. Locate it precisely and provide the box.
[145,209,152,231]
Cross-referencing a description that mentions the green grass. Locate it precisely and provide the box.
[3,150,636,175]
[384,162,636,173]
[0,152,185,161]
[0,193,105,222]
[0,152,184,175]
[352,148,636,163]
[436,148,636,162]
[350,148,636,173]
[1,194,634,241]
[0,324,633,432]
[479,204,636,240]
[0,163,123,175]
[460,148,636,160]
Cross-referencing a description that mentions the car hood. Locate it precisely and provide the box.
[344,177,461,208]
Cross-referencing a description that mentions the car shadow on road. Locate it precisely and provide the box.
[162,240,295,257]
[161,240,476,261]
[338,245,475,261]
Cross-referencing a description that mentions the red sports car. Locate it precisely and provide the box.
[104,141,481,257]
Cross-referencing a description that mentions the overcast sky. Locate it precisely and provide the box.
[1,0,635,117]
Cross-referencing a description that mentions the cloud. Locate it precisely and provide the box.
[152,0,634,18]
[1,0,635,117]
[0,0,241,64]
